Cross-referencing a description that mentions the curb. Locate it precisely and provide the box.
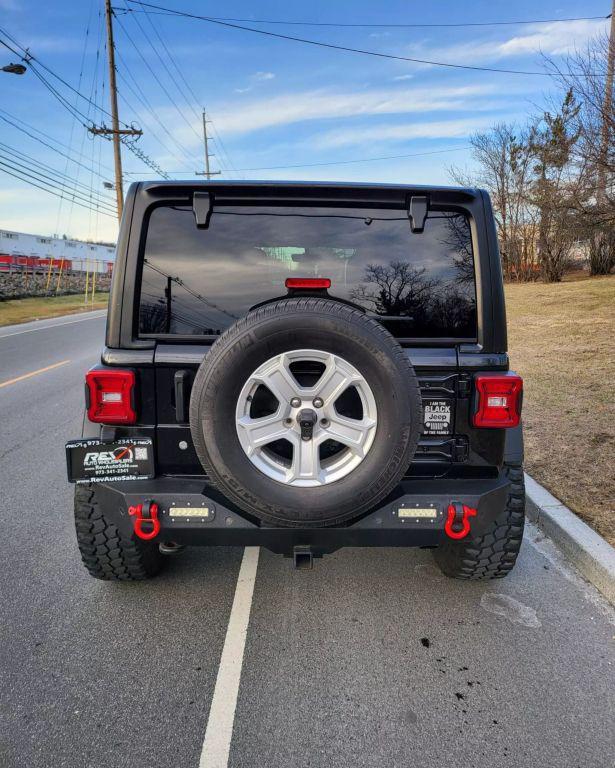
[525,473,615,605]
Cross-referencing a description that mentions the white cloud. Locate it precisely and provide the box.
[208,84,501,136]
[405,19,608,67]
[314,117,493,149]
[393,74,414,81]
[251,71,275,81]
[498,20,606,57]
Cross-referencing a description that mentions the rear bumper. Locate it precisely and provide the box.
[92,473,510,556]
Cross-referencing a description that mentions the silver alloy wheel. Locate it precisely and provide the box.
[235,349,378,487]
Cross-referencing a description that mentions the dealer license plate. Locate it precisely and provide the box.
[65,438,154,484]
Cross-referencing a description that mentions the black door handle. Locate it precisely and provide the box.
[174,370,189,423]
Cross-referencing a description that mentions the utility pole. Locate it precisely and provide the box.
[598,2,615,202]
[89,0,142,221]
[195,110,221,179]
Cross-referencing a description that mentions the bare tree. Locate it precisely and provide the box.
[439,214,478,284]
[350,262,437,321]
[545,34,615,274]
[450,124,538,281]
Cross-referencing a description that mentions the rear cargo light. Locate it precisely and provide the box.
[285,277,331,289]
[85,369,136,424]
[473,373,522,428]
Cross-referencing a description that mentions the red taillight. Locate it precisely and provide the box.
[473,373,522,428]
[285,277,331,289]
[85,369,136,424]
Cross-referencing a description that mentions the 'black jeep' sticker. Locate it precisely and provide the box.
[422,399,453,436]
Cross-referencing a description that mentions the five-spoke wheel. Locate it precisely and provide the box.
[235,349,377,486]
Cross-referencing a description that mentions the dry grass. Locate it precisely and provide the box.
[505,275,615,545]
[0,293,109,327]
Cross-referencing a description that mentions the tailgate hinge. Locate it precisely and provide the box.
[452,437,469,463]
[456,374,472,398]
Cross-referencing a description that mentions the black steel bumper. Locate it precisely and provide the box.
[93,473,510,557]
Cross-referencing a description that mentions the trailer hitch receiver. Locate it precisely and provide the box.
[444,502,477,540]
[128,500,160,540]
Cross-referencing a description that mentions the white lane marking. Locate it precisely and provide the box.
[199,546,260,768]
[0,312,106,339]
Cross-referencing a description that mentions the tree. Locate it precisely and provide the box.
[350,262,437,321]
[528,89,582,282]
[450,124,538,281]
[545,34,615,275]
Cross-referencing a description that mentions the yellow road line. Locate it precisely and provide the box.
[0,359,71,389]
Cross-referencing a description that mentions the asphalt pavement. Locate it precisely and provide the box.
[0,312,614,768]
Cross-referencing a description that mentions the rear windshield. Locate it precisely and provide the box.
[139,204,477,339]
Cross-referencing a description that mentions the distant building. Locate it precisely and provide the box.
[0,229,116,272]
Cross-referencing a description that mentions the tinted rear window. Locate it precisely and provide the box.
[139,204,476,338]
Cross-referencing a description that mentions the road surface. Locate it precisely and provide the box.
[0,312,613,768]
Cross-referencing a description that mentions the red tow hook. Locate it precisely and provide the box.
[128,500,160,541]
[445,502,477,540]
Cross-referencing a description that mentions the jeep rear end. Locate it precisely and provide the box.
[68,181,525,581]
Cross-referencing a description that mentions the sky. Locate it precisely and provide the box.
[0,0,610,243]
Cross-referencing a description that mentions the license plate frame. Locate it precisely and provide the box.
[65,437,155,484]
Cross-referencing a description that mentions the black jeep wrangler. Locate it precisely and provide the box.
[66,181,525,580]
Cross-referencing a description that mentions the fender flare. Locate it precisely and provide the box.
[504,422,524,465]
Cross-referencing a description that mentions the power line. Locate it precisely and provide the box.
[120,0,242,182]
[123,146,470,174]
[121,136,170,178]
[0,141,116,209]
[126,0,241,176]
[0,18,120,222]
[126,1,604,77]
[65,10,107,235]
[124,0,241,177]
[28,62,94,126]
[122,0,201,123]
[208,119,242,178]
[1,23,168,186]
[0,158,117,217]
[116,83,190,171]
[56,0,96,237]
[144,260,238,318]
[0,26,130,127]
[114,55,197,165]
[0,111,113,179]
[123,7,610,29]
[0,109,113,173]
[116,80,187,169]
[0,148,117,213]
[233,146,470,171]
[113,10,202,144]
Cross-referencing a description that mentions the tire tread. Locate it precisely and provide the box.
[433,464,525,580]
[74,485,163,581]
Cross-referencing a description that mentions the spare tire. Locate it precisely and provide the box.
[189,298,422,527]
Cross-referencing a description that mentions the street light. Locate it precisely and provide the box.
[1,63,27,75]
